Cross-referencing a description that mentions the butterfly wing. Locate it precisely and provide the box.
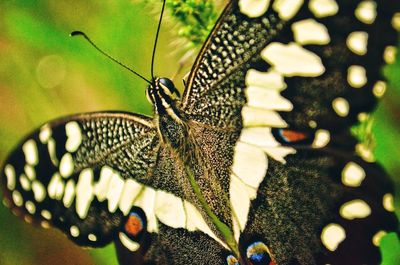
[2,111,234,264]
[182,0,399,131]
[179,0,400,264]
[1,112,160,247]
[242,149,398,264]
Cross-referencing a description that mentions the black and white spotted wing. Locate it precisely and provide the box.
[2,0,400,265]
[183,0,399,132]
[177,0,400,264]
[242,150,398,264]
[1,112,160,247]
[116,0,400,264]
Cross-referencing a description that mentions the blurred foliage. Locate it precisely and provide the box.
[0,1,399,265]
[140,0,219,49]
[165,0,217,48]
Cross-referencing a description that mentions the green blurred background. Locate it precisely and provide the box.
[0,1,399,264]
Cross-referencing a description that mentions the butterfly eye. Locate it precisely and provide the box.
[246,242,273,265]
[159,77,181,98]
[226,254,240,265]
[119,207,147,252]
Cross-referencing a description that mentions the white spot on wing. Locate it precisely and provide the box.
[383,193,395,212]
[321,223,346,251]
[245,69,286,91]
[41,209,52,220]
[63,179,76,208]
[119,179,143,215]
[184,201,228,248]
[94,166,114,202]
[12,190,23,207]
[372,230,387,246]
[308,0,338,18]
[39,124,52,144]
[25,201,36,214]
[4,164,16,190]
[48,173,64,200]
[245,86,293,111]
[65,121,82,153]
[384,46,397,65]
[332,97,350,117]
[239,127,296,163]
[59,153,74,178]
[231,142,268,188]
[347,65,367,88]
[88,234,97,242]
[356,143,375,162]
[47,138,59,166]
[41,221,50,229]
[244,69,293,116]
[273,0,303,20]
[358,112,368,122]
[261,42,325,77]
[312,129,330,148]
[392,13,400,31]
[230,174,255,241]
[24,165,36,181]
[22,139,38,166]
[341,162,366,187]
[106,171,125,213]
[240,127,279,148]
[242,106,288,127]
[119,232,140,251]
[70,225,80,237]
[355,1,377,25]
[239,0,270,18]
[373,81,387,98]
[24,215,33,224]
[134,187,158,233]
[76,168,94,219]
[292,19,330,45]
[346,31,368,56]
[32,180,46,202]
[339,199,371,220]
[19,174,31,191]
[155,190,186,228]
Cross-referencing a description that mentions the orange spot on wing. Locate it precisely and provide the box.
[281,129,307,142]
[125,215,143,237]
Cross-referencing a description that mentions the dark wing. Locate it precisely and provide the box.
[179,0,399,264]
[182,0,399,132]
[1,112,160,247]
[242,150,398,264]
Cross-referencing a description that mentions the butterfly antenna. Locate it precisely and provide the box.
[150,0,167,80]
[70,31,151,84]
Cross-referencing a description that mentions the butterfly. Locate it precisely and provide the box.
[1,0,400,264]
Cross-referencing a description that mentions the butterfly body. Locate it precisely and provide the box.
[147,77,242,252]
[2,0,400,264]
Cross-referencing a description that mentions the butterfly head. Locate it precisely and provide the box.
[146,77,180,104]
